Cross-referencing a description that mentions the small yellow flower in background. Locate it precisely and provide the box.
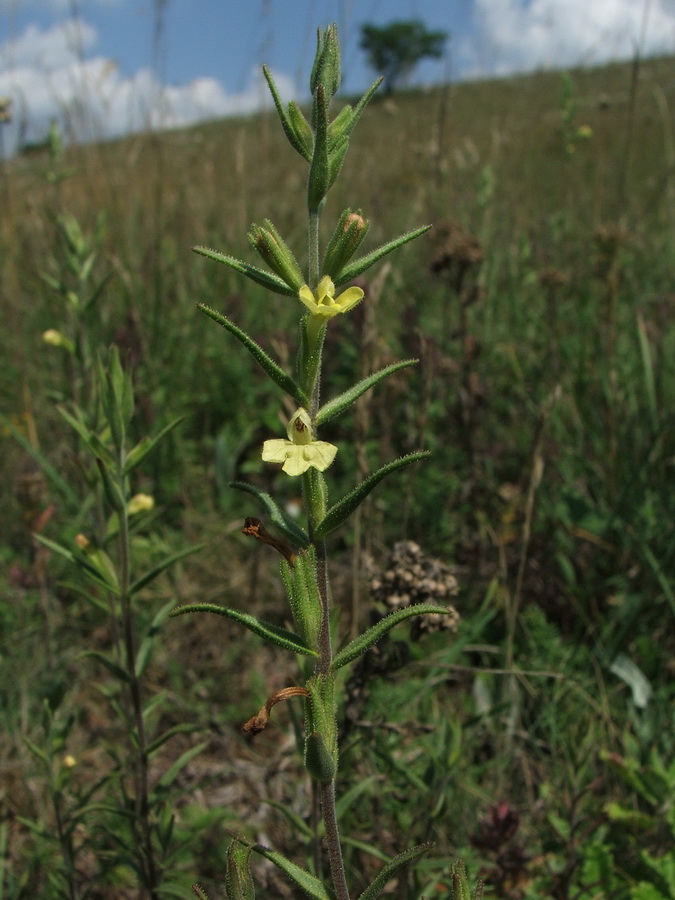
[127,493,155,516]
[63,754,77,768]
[298,275,364,318]
[262,408,337,476]
[43,329,74,353]
[577,124,593,139]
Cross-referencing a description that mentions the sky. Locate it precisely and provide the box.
[0,0,674,156]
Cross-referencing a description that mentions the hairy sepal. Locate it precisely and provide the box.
[225,837,255,900]
[281,549,321,650]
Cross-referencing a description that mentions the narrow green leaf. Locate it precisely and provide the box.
[57,405,114,466]
[229,481,309,548]
[78,650,131,684]
[130,543,206,596]
[96,457,125,512]
[22,737,49,766]
[339,76,382,143]
[334,225,431,286]
[124,416,184,475]
[154,742,208,791]
[146,723,199,757]
[358,844,434,900]
[316,359,418,426]
[197,304,307,405]
[262,800,313,840]
[251,843,331,900]
[315,451,430,539]
[33,534,121,595]
[169,603,318,658]
[135,600,174,677]
[0,414,79,506]
[332,604,451,671]
[263,65,311,162]
[192,246,295,296]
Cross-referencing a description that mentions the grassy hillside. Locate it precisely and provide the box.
[1,53,674,898]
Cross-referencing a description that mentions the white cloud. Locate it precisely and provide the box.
[461,0,675,77]
[0,19,295,156]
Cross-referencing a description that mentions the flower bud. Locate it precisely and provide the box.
[322,209,369,279]
[310,24,341,103]
[248,220,304,291]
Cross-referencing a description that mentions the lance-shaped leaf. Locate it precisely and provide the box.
[331,603,452,670]
[124,416,184,475]
[333,225,431,287]
[169,603,317,658]
[316,359,418,426]
[332,77,382,148]
[358,844,434,900]
[34,534,121,595]
[262,65,312,162]
[153,742,208,792]
[57,405,114,468]
[198,304,307,405]
[79,650,130,683]
[130,543,206,596]
[249,841,331,900]
[230,481,309,548]
[315,451,430,540]
[192,246,296,296]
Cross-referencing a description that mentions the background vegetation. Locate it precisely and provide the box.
[1,52,674,898]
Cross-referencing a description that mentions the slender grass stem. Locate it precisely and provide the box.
[117,464,159,899]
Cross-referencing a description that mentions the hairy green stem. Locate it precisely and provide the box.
[305,196,350,897]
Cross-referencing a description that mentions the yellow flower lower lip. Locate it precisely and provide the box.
[298,275,364,318]
[262,439,337,476]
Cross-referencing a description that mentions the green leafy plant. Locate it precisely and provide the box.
[172,24,463,900]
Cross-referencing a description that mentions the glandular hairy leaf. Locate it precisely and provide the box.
[197,304,307,405]
[169,603,318,658]
[315,451,430,539]
[331,604,452,670]
[357,843,434,900]
[316,359,418,426]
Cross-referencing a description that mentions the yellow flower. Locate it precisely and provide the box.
[262,408,337,476]
[298,275,364,318]
[127,493,155,515]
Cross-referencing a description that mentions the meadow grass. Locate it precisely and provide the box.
[1,51,674,898]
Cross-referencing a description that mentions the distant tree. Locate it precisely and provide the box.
[360,20,447,95]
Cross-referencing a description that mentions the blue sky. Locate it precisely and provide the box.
[1,0,674,155]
